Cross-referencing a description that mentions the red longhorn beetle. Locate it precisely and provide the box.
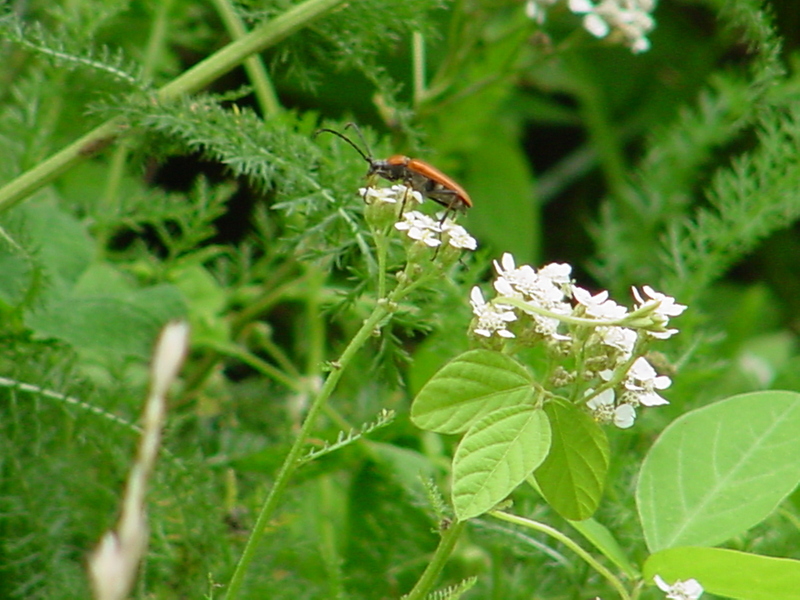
[315,123,472,215]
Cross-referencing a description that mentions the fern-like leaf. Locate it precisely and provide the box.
[0,19,147,89]
[299,408,395,463]
[419,577,477,600]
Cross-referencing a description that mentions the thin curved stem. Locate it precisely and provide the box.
[224,300,391,599]
[490,510,631,600]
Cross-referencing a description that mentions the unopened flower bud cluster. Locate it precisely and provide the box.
[525,0,656,53]
[470,253,686,428]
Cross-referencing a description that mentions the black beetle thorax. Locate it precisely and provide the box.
[369,161,407,181]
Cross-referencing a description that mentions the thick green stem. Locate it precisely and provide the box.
[224,301,391,599]
[210,0,282,116]
[403,520,467,600]
[0,0,345,213]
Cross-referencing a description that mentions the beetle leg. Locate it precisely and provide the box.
[398,179,414,218]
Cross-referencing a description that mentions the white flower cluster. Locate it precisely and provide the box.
[469,253,686,428]
[395,211,477,250]
[359,184,477,252]
[594,576,703,600]
[525,0,656,53]
[360,184,423,207]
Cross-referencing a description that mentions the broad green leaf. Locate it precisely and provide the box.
[463,120,539,262]
[534,400,609,520]
[20,196,93,295]
[637,391,800,552]
[26,286,186,359]
[643,547,800,600]
[170,262,230,345]
[411,349,534,434]
[72,262,134,296]
[0,247,32,307]
[453,405,551,520]
[569,518,638,579]
[27,297,162,358]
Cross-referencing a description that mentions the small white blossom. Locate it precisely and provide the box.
[538,262,573,287]
[597,326,637,355]
[528,0,657,54]
[491,254,573,341]
[395,210,442,247]
[470,287,517,338]
[360,186,397,204]
[441,220,478,251]
[630,286,685,339]
[569,0,595,11]
[648,327,679,340]
[624,357,670,406]
[360,184,423,206]
[525,0,559,22]
[583,11,611,37]
[654,575,704,600]
[573,286,628,319]
[633,285,687,318]
[494,254,571,307]
[494,254,541,297]
[573,0,656,53]
[494,277,523,301]
[586,388,636,428]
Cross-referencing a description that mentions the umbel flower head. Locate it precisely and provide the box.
[357,184,477,269]
[469,253,686,428]
[525,0,657,53]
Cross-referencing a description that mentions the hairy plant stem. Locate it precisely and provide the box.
[403,520,468,600]
[224,299,393,599]
[0,0,345,213]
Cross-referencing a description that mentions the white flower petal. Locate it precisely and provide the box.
[587,388,615,410]
[569,0,595,13]
[584,13,610,37]
[613,403,636,428]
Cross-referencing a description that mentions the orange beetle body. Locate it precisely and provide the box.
[315,125,472,213]
[377,155,472,212]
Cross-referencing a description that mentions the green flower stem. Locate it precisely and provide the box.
[577,340,648,405]
[412,31,426,108]
[207,341,303,393]
[490,510,631,600]
[210,0,282,116]
[0,0,345,214]
[224,300,392,599]
[500,296,659,329]
[403,520,468,600]
[303,266,327,377]
[374,230,391,300]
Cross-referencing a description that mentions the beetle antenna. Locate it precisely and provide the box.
[314,127,372,164]
[344,123,375,161]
